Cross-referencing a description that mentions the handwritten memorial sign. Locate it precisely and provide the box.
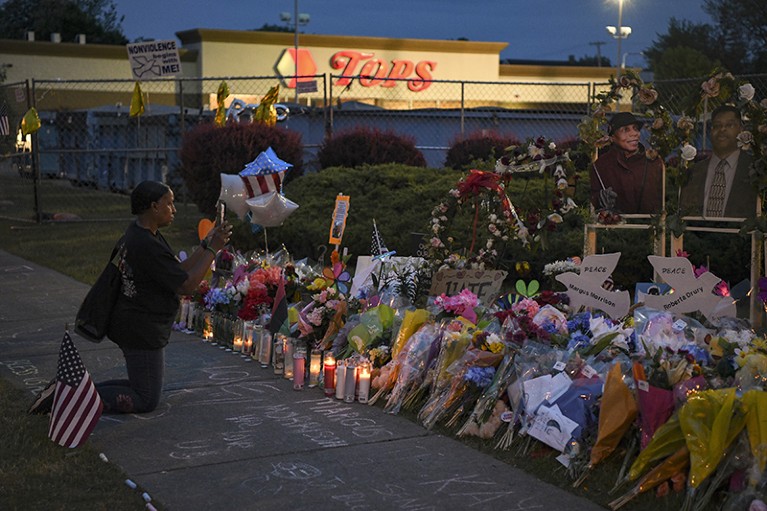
[644,256,735,321]
[126,40,181,80]
[555,252,630,319]
[429,269,507,304]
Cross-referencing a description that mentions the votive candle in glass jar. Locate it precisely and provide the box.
[357,361,371,404]
[242,321,255,356]
[272,335,284,374]
[282,336,294,379]
[323,353,336,397]
[293,351,306,390]
[343,360,357,403]
[308,349,322,388]
[232,319,244,353]
[335,359,346,400]
[258,329,272,368]
[202,311,213,341]
[251,325,262,362]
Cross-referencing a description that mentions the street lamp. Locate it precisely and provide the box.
[605,0,631,79]
[280,2,311,103]
[621,51,644,70]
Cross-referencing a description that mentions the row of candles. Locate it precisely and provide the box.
[196,310,371,403]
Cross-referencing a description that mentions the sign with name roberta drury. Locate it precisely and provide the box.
[429,269,507,305]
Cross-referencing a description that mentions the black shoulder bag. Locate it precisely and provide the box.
[74,242,125,343]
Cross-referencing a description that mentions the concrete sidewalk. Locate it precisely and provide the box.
[0,250,605,511]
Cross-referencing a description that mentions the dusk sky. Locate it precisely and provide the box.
[113,0,713,67]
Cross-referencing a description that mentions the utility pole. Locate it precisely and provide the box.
[589,41,606,67]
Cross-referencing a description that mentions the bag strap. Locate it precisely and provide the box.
[109,239,125,266]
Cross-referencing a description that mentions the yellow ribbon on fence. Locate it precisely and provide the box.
[215,81,229,127]
[21,107,40,136]
[130,81,145,117]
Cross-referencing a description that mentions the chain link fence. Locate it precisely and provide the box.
[1,72,766,223]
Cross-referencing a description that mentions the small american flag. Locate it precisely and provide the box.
[48,331,103,448]
[371,219,388,256]
[0,103,10,137]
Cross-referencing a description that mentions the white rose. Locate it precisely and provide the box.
[739,83,755,101]
[680,143,697,161]
[548,142,557,150]
[737,131,754,151]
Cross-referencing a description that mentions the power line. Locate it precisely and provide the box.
[589,41,607,67]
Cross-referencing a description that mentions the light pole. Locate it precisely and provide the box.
[621,51,644,70]
[606,0,631,79]
[280,3,310,103]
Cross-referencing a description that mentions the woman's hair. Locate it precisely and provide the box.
[131,181,171,215]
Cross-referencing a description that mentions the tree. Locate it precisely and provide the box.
[645,5,767,77]
[644,18,724,78]
[704,0,767,72]
[0,0,127,45]
[653,46,716,80]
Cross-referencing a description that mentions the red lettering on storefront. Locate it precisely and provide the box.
[331,50,374,86]
[329,51,436,92]
[408,61,437,92]
[381,60,414,87]
[358,59,388,86]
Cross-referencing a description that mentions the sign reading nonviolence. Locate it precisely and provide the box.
[429,269,507,305]
[126,40,181,80]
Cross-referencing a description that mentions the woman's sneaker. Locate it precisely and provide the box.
[27,378,56,415]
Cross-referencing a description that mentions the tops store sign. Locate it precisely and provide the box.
[126,40,182,80]
[275,48,437,92]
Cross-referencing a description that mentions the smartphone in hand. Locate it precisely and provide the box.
[216,200,226,226]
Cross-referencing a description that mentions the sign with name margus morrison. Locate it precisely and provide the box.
[555,252,630,319]
[429,269,507,305]
[126,40,181,80]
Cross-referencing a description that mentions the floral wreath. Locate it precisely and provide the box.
[427,170,520,270]
[494,136,579,248]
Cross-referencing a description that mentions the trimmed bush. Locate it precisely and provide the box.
[230,164,459,260]
[444,131,520,170]
[178,122,303,216]
[318,127,426,169]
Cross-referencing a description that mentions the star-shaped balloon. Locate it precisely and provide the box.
[240,147,293,177]
[246,191,299,227]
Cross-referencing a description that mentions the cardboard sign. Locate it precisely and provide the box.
[429,269,507,305]
[644,256,736,321]
[126,40,181,80]
[555,253,630,319]
[350,255,426,297]
[328,195,350,246]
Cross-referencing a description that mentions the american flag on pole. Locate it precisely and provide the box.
[0,103,10,137]
[48,331,103,448]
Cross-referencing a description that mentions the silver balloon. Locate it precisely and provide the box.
[246,191,299,227]
[218,173,250,220]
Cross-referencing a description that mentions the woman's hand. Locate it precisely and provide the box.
[207,222,232,252]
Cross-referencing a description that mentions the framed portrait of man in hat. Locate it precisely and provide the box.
[590,112,664,215]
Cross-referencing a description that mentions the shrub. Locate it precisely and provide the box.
[229,164,460,260]
[178,122,303,216]
[318,127,426,169]
[444,131,520,170]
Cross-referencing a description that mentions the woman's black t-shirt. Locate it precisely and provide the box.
[108,221,188,349]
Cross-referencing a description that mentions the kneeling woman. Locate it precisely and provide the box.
[98,181,230,413]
